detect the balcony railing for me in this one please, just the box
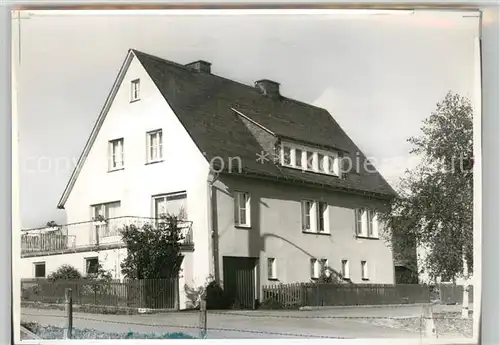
[21,216,193,256]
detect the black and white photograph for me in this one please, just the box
[13,8,480,342]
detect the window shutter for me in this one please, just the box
[234,193,239,225]
[354,210,360,234]
[301,201,306,230]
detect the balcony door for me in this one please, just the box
[91,201,121,244]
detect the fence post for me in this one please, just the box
[199,292,207,339]
[422,304,436,338]
[64,288,73,339]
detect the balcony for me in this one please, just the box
[21,216,194,257]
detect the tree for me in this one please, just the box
[120,215,185,279]
[380,92,473,317]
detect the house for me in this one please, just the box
[20,49,397,309]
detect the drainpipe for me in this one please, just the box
[207,172,220,285]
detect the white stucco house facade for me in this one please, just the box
[20,49,398,309]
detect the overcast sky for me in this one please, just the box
[15,10,479,229]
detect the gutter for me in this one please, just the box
[207,172,220,285]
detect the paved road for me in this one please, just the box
[21,304,470,339]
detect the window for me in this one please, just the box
[317,202,327,232]
[306,151,314,170]
[279,141,342,177]
[131,79,140,101]
[301,200,313,230]
[355,209,378,238]
[267,258,277,280]
[92,201,121,238]
[310,258,318,279]
[355,209,364,235]
[147,130,163,163]
[295,148,303,168]
[153,192,187,220]
[327,154,340,176]
[234,192,251,227]
[367,210,378,237]
[283,146,292,166]
[310,258,327,279]
[92,201,121,221]
[108,138,124,170]
[302,200,328,233]
[86,257,99,275]
[361,261,369,280]
[341,260,350,280]
[319,258,328,272]
[34,262,46,278]
[318,153,325,173]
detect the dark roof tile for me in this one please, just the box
[133,50,396,199]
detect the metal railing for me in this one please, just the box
[21,216,193,255]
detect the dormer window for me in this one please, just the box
[280,141,342,177]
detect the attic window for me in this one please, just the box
[280,141,342,177]
[131,79,140,102]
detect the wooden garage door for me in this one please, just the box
[223,256,257,309]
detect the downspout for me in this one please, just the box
[207,172,220,285]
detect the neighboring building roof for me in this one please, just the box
[58,49,396,208]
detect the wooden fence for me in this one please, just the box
[262,283,433,307]
[439,284,474,305]
[21,278,179,310]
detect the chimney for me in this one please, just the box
[255,79,280,98]
[185,60,211,73]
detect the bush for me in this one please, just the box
[206,281,233,310]
[47,265,82,281]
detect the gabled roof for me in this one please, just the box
[58,49,396,208]
[133,50,396,199]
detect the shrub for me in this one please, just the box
[205,281,232,310]
[47,265,82,282]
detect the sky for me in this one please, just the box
[14,10,479,229]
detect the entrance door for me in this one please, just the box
[223,256,258,309]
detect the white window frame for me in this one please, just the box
[302,200,329,233]
[147,129,163,163]
[34,262,46,278]
[108,138,124,171]
[131,78,140,102]
[310,258,327,279]
[267,257,277,280]
[152,191,187,220]
[310,258,319,279]
[361,260,369,281]
[319,258,328,274]
[355,208,379,238]
[91,201,121,238]
[234,191,251,227]
[341,259,350,280]
[280,141,341,176]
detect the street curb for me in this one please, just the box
[299,303,435,311]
